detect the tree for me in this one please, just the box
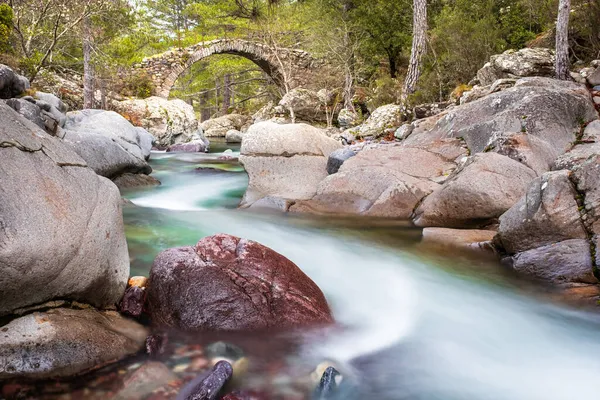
[555,0,571,80]
[83,14,94,108]
[352,0,412,79]
[305,0,363,111]
[9,0,127,82]
[0,3,12,53]
[144,0,193,46]
[401,0,427,103]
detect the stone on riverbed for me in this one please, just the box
[0,308,148,380]
[292,141,465,218]
[167,139,209,153]
[226,129,244,143]
[421,228,496,252]
[113,173,161,190]
[497,170,587,254]
[176,360,233,400]
[113,96,202,147]
[239,122,342,207]
[114,361,177,400]
[413,153,536,228]
[509,239,597,284]
[147,234,333,331]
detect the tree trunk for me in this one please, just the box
[200,91,210,121]
[388,51,398,79]
[401,0,427,103]
[83,15,95,109]
[100,76,107,110]
[342,27,355,111]
[215,77,220,116]
[222,73,231,114]
[555,0,571,80]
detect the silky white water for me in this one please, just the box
[124,148,600,400]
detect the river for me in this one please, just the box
[117,142,600,399]
[18,143,584,400]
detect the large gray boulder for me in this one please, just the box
[496,170,596,284]
[5,95,68,137]
[239,122,342,207]
[278,88,338,124]
[63,110,153,178]
[413,153,537,228]
[404,77,597,157]
[554,131,600,239]
[5,98,45,129]
[225,129,244,143]
[0,64,30,99]
[201,113,250,137]
[491,124,600,285]
[113,96,203,147]
[498,171,587,254]
[476,48,555,86]
[587,66,600,86]
[292,140,466,218]
[510,239,596,284]
[0,308,147,380]
[489,132,560,175]
[35,91,68,113]
[0,103,130,316]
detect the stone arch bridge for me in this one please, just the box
[136,39,316,98]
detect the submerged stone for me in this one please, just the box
[176,360,233,400]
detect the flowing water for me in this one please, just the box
[116,142,600,400]
[14,142,596,400]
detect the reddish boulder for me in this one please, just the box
[147,234,333,331]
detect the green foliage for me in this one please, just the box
[18,52,44,78]
[498,3,539,48]
[351,0,413,78]
[171,54,270,116]
[0,4,12,53]
[365,75,403,109]
[6,0,600,114]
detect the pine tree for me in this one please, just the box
[555,0,571,80]
[401,0,427,103]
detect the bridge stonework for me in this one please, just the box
[135,39,316,98]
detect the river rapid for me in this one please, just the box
[116,142,600,400]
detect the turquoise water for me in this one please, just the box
[120,143,600,400]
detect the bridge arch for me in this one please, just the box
[137,39,314,98]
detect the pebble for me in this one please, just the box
[173,363,190,374]
[313,366,340,399]
[128,276,148,288]
[146,334,169,356]
[175,360,233,400]
[118,286,146,317]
